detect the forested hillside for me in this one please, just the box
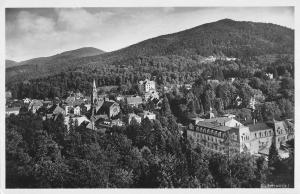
[6,19,294,83]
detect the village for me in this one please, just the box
[5,75,294,160]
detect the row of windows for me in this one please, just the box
[254,130,273,139]
[240,135,250,141]
[276,128,285,135]
[195,126,225,138]
[196,139,226,152]
[193,132,223,144]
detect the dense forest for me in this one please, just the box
[6,99,294,188]
[7,54,294,124]
[6,19,294,83]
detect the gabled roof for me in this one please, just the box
[247,123,272,132]
[47,104,65,114]
[29,99,43,107]
[97,101,118,114]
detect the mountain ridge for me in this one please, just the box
[6,47,105,69]
[6,19,294,83]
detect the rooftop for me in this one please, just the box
[204,117,232,124]
[247,122,272,132]
[196,121,232,132]
[6,107,21,112]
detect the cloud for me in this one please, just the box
[6,7,294,61]
[55,8,114,32]
[6,8,115,61]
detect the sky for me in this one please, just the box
[6,7,294,62]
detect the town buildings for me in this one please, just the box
[187,116,293,158]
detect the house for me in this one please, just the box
[43,101,53,109]
[184,84,192,90]
[28,99,43,113]
[265,73,274,80]
[139,111,156,120]
[6,107,21,116]
[187,119,251,154]
[128,113,142,124]
[126,96,143,107]
[65,96,85,107]
[116,95,125,102]
[64,105,73,115]
[97,100,120,118]
[144,91,159,101]
[96,118,124,129]
[73,105,81,115]
[64,115,90,131]
[46,104,65,119]
[139,79,156,93]
[246,119,293,157]
[23,98,31,104]
[248,122,274,155]
[222,114,236,119]
[249,97,256,110]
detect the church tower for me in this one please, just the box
[92,79,98,105]
[90,79,98,130]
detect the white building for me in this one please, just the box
[73,106,81,115]
[139,111,156,121]
[6,107,21,116]
[128,113,142,124]
[139,79,156,93]
[23,98,31,104]
[265,73,274,80]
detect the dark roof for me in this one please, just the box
[204,117,232,124]
[47,104,65,114]
[97,101,117,114]
[247,123,272,132]
[196,121,231,132]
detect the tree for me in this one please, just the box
[267,137,281,185]
[161,96,172,116]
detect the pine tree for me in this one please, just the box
[267,136,281,185]
[161,96,172,116]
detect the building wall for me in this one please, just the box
[187,125,242,154]
[128,115,142,124]
[74,107,81,115]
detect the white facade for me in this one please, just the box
[139,79,156,93]
[74,106,81,115]
[140,111,156,120]
[128,113,142,124]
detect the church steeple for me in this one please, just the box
[90,79,98,130]
[92,79,98,105]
